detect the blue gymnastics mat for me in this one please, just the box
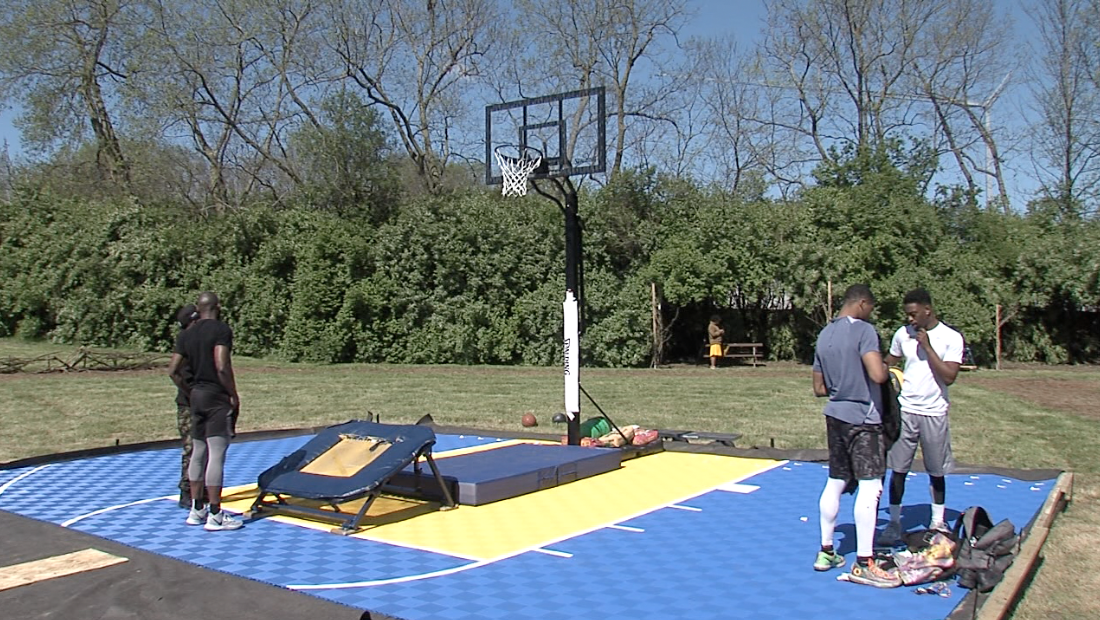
[390,442,622,505]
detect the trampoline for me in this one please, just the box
[247,421,456,534]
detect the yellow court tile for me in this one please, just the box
[220,452,782,561]
[354,452,780,560]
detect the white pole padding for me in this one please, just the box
[563,291,580,419]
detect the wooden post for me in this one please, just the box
[977,472,1073,620]
[995,304,1002,371]
[651,282,660,368]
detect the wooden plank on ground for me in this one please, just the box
[0,548,128,592]
[977,471,1074,620]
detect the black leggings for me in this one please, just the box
[889,470,946,505]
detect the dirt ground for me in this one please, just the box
[966,375,1100,419]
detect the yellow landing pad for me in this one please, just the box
[300,436,393,477]
[223,452,781,561]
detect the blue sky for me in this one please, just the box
[0,0,1042,199]
[0,106,17,157]
[0,0,769,159]
[681,0,1043,201]
[691,0,769,40]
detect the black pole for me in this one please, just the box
[565,190,581,446]
[577,216,585,335]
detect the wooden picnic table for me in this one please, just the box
[702,342,763,367]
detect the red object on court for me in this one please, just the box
[521,413,538,427]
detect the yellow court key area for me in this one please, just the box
[223,451,782,561]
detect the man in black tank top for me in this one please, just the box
[168,292,243,531]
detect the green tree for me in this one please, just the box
[323,0,501,193]
[0,0,137,186]
[288,91,400,223]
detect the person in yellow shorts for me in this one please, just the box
[708,315,725,369]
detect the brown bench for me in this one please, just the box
[702,342,763,367]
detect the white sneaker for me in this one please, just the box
[185,505,209,526]
[877,520,904,546]
[204,510,243,531]
[929,519,950,533]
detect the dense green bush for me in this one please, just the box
[2,160,1099,366]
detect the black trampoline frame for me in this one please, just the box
[245,422,457,535]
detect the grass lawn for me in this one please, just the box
[1,338,1096,619]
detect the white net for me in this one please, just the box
[493,146,542,197]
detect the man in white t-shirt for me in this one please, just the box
[878,288,965,545]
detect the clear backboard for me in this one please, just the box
[484,87,606,186]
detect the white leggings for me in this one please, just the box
[819,477,882,557]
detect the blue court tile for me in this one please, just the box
[0,469,22,486]
[1,441,1058,620]
[0,433,500,525]
[430,434,513,452]
[221,436,316,485]
[0,453,179,523]
[68,499,469,587]
[309,462,1052,620]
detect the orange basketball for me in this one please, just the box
[521,413,538,427]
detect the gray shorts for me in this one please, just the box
[886,411,955,476]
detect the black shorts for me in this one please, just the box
[189,387,234,440]
[826,416,886,482]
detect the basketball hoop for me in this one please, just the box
[493,144,543,197]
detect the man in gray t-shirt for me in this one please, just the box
[809,284,895,587]
[814,317,884,425]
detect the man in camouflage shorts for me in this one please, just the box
[811,284,898,587]
[175,304,201,508]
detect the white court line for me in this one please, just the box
[50,486,480,563]
[0,465,53,497]
[290,458,791,591]
[61,496,173,528]
[607,524,645,533]
[716,483,760,494]
[533,548,573,558]
[339,535,482,562]
[669,504,702,512]
[290,560,488,590]
[746,459,790,477]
